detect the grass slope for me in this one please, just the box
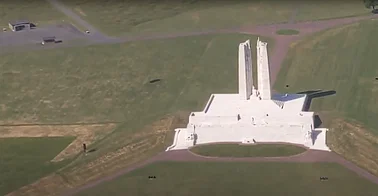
[274,19,378,176]
[60,0,294,36]
[0,137,74,195]
[275,19,378,133]
[76,162,378,196]
[0,0,66,29]
[190,143,306,157]
[60,33,271,166]
[0,34,272,195]
[0,34,269,125]
[60,0,370,36]
[294,1,369,22]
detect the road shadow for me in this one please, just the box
[300,90,336,111]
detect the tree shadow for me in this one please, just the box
[302,90,336,111]
[87,148,97,153]
[149,79,161,84]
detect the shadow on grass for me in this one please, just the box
[149,79,162,84]
[87,149,97,153]
[297,90,334,129]
[299,90,336,112]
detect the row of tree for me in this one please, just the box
[365,0,378,10]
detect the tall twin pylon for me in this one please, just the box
[238,38,271,101]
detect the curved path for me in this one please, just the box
[65,148,378,196]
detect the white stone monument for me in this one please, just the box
[166,38,330,152]
[238,40,255,100]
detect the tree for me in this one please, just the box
[364,0,378,10]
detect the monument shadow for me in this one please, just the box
[299,90,336,112]
[298,90,335,128]
[311,129,322,145]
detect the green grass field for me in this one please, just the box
[59,0,292,36]
[76,161,378,196]
[190,143,306,157]
[294,1,370,22]
[0,34,270,125]
[274,19,378,134]
[0,137,74,195]
[60,33,271,166]
[0,0,66,29]
[274,19,378,177]
[59,0,370,36]
[0,34,273,195]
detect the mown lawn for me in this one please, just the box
[0,137,74,195]
[60,0,294,36]
[0,34,270,126]
[294,1,369,22]
[59,0,370,36]
[273,19,378,177]
[274,19,378,133]
[0,34,272,195]
[190,143,306,157]
[76,161,378,196]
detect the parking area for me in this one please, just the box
[0,23,87,49]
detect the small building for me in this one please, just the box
[8,20,32,32]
